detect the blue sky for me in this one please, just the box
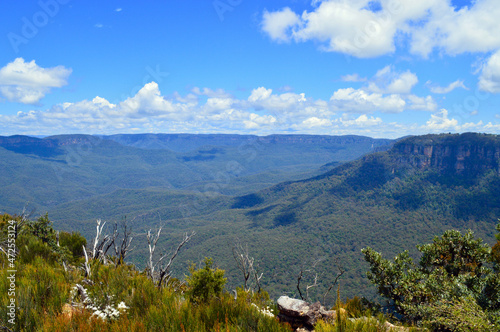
[0,0,499,138]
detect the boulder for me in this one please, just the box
[277,296,334,330]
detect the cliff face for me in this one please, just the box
[392,133,500,175]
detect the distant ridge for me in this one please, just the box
[103,133,394,152]
[0,135,63,158]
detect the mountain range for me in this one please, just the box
[1,132,499,301]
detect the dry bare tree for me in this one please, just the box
[91,219,115,260]
[296,256,345,305]
[112,220,135,265]
[232,239,263,293]
[146,228,195,288]
[322,257,345,306]
[296,257,324,302]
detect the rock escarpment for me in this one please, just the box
[392,133,500,175]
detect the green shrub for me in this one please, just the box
[362,228,497,324]
[423,297,494,331]
[59,231,87,263]
[186,257,227,304]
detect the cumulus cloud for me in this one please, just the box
[261,0,500,58]
[409,0,500,57]
[479,50,500,93]
[301,117,333,128]
[424,109,458,131]
[2,81,495,138]
[331,66,434,113]
[427,80,468,94]
[406,95,437,111]
[421,109,488,133]
[340,114,383,127]
[120,82,181,117]
[248,87,310,113]
[330,88,406,113]
[261,7,301,43]
[367,66,418,94]
[0,58,72,104]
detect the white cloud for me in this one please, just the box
[261,7,300,43]
[479,50,500,93]
[292,0,397,58]
[115,8,122,12]
[247,87,310,114]
[244,113,277,129]
[428,80,468,94]
[2,81,495,138]
[203,97,234,113]
[330,87,406,113]
[406,95,437,111]
[418,109,488,134]
[341,114,383,127]
[248,87,273,103]
[409,0,500,57]
[0,58,71,104]
[94,23,104,28]
[301,117,332,128]
[120,82,180,117]
[367,66,418,94]
[331,66,434,113]
[261,0,500,58]
[341,73,367,82]
[424,109,458,131]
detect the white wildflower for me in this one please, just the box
[251,303,274,318]
[117,301,129,310]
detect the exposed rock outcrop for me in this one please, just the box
[277,296,334,330]
[392,133,500,175]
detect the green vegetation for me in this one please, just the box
[187,257,227,304]
[0,213,287,331]
[1,132,500,330]
[2,215,500,331]
[0,133,390,214]
[11,132,496,301]
[363,224,500,330]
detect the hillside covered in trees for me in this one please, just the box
[2,212,500,331]
[1,132,500,331]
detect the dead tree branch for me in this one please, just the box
[297,269,305,300]
[82,244,91,278]
[146,227,164,281]
[322,258,346,306]
[113,220,135,265]
[296,257,326,302]
[232,238,264,293]
[91,219,116,260]
[157,231,195,288]
[146,229,195,289]
[232,240,252,291]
